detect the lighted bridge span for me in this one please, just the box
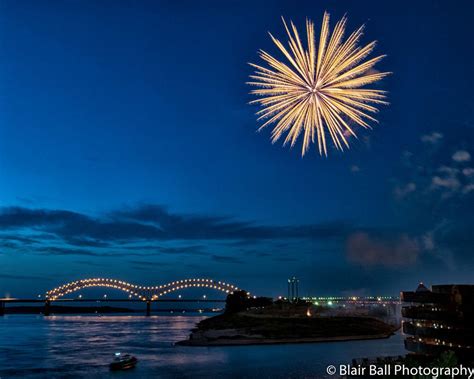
[46,277,247,302]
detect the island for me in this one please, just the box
[177,291,397,346]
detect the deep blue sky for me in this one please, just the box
[1,0,473,298]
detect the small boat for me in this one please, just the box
[109,353,138,371]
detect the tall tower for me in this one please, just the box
[287,276,299,301]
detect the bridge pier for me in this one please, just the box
[43,300,51,316]
[146,300,151,316]
[0,301,5,316]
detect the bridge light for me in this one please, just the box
[104,294,107,298]
[203,295,206,299]
[178,295,181,299]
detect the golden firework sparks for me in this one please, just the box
[248,12,390,156]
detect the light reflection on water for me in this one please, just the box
[0,314,406,378]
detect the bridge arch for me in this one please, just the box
[149,278,244,300]
[46,278,143,301]
[46,278,247,301]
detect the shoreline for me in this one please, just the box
[175,311,398,347]
[176,332,393,346]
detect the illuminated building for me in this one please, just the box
[401,283,473,362]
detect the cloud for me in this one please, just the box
[0,273,50,281]
[3,199,472,272]
[393,182,416,199]
[0,204,351,256]
[462,168,474,177]
[37,246,116,257]
[431,176,461,191]
[421,132,443,144]
[128,260,172,267]
[350,165,360,173]
[389,129,474,267]
[211,255,244,264]
[462,184,474,194]
[0,235,40,244]
[1,205,351,243]
[452,150,471,162]
[346,232,420,267]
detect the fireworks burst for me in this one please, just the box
[248,12,390,156]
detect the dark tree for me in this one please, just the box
[225,290,250,313]
[225,291,273,313]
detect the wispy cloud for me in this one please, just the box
[390,129,474,267]
[0,205,351,245]
[211,255,244,264]
[0,204,351,261]
[452,150,471,162]
[421,131,443,144]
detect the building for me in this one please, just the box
[401,283,473,362]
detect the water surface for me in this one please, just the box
[0,314,406,378]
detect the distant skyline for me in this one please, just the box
[1,0,473,297]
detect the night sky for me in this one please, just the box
[1,0,473,298]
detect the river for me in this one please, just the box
[0,314,406,378]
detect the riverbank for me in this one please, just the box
[177,333,392,346]
[177,312,396,346]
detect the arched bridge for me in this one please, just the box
[46,277,247,302]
